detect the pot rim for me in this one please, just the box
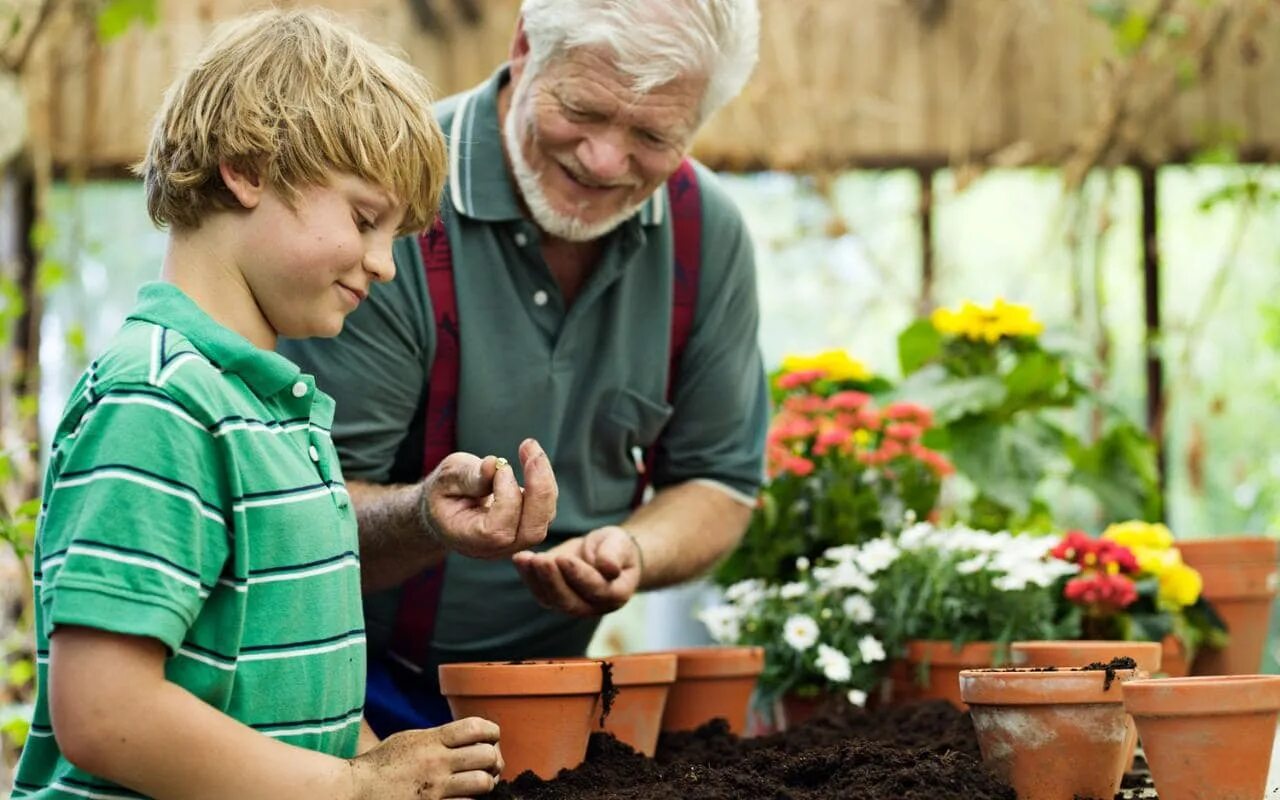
[653,646,765,679]
[959,667,1142,705]
[905,639,999,665]
[1176,536,1280,564]
[1010,640,1162,672]
[1123,674,1280,716]
[438,659,605,697]
[566,653,678,685]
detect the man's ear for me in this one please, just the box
[219,161,264,210]
[509,16,530,67]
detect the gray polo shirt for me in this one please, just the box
[279,66,767,668]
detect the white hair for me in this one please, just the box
[519,0,760,122]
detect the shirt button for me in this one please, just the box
[308,445,320,462]
[532,290,549,306]
[514,232,528,247]
[291,381,307,398]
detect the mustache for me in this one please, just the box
[555,159,642,190]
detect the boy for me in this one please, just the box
[12,10,523,799]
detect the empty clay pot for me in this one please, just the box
[1009,640,1162,672]
[1178,537,1280,675]
[1010,640,1161,771]
[959,666,1142,800]
[1124,674,1280,800]
[893,640,1002,709]
[657,646,764,734]
[438,659,602,781]
[593,653,677,756]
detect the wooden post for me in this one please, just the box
[1140,165,1166,498]
[918,166,936,315]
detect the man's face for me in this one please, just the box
[504,46,705,242]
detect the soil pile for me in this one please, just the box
[489,699,1016,799]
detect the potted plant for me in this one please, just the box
[1050,521,1228,675]
[714,349,952,586]
[894,297,1160,533]
[699,540,897,728]
[876,521,1081,708]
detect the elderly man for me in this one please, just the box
[280,0,767,735]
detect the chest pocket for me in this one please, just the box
[588,387,674,515]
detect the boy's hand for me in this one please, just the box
[349,717,503,800]
[420,438,557,559]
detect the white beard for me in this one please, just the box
[502,70,648,242]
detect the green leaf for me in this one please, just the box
[897,319,944,376]
[1,716,29,747]
[27,219,55,252]
[36,258,68,293]
[945,416,1067,515]
[891,365,1007,424]
[96,0,158,41]
[1003,350,1068,408]
[1114,10,1149,55]
[1068,420,1161,521]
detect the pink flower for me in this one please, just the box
[827,390,872,411]
[885,422,923,442]
[884,402,934,428]
[776,369,826,390]
[783,455,816,477]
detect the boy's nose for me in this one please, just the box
[364,245,396,283]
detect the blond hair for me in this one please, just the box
[137,9,445,234]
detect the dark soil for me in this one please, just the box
[1080,657,1138,691]
[598,661,618,726]
[489,699,1018,799]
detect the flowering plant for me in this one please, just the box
[716,351,953,585]
[700,540,899,706]
[895,298,1160,532]
[875,521,1082,648]
[1051,521,1227,657]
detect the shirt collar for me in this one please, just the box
[446,65,666,228]
[126,282,302,398]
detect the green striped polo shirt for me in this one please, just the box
[13,282,365,799]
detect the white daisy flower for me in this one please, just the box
[696,605,741,644]
[857,634,887,663]
[846,688,868,707]
[783,614,820,652]
[815,643,852,683]
[842,594,876,624]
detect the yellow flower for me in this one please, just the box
[930,298,1044,343]
[780,349,872,382]
[1102,520,1174,553]
[1158,562,1203,608]
[853,429,873,447]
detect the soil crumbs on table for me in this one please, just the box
[489,699,1016,799]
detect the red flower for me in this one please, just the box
[784,455,816,477]
[783,394,826,416]
[1064,573,1138,610]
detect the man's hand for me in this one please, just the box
[349,717,503,800]
[511,526,642,616]
[421,438,557,560]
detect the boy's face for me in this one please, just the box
[237,172,405,340]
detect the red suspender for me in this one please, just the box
[387,219,456,671]
[633,158,702,506]
[389,160,702,672]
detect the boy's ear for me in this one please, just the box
[219,161,264,210]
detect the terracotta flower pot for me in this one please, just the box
[656,646,764,734]
[1178,536,1280,675]
[892,640,1002,709]
[1124,674,1280,800]
[1010,640,1160,772]
[1160,634,1192,678]
[438,659,602,781]
[592,653,677,756]
[959,666,1142,800]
